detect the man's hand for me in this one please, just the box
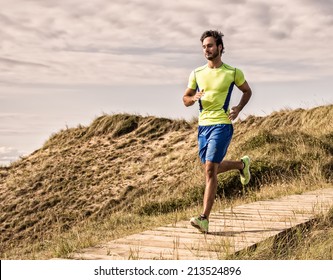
[229,105,241,121]
[192,89,205,102]
[183,88,205,107]
[229,81,252,120]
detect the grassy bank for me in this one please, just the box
[0,105,332,259]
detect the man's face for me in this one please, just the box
[202,36,221,60]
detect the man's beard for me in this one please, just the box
[206,49,220,60]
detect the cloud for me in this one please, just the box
[0,146,21,166]
[0,0,332,87]
[0,57,49,68]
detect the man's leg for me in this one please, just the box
[217,160,244,174]
[202,160,243,218]
[202,161,219,218]
[191,124,239,233]
[191,158,251,233]
[218,158,251,185]
[190,161,218,233]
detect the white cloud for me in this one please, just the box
[0,0,331,87]
[0,146,21,166]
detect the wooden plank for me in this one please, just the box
[234,203,325,209]
[136,229,276,248]
[209,212,312,221]
[102,243,223,260]
[71,243,220,260]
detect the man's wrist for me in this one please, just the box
[236,104,243,111]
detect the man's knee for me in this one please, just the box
[205,162,218,178]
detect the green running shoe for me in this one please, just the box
[190,215,209,233]
[240,156,251,185]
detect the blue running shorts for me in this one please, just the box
[198,124,234,164]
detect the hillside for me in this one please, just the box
[0,105,332,259]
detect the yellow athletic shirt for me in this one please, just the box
[187,63,245,126]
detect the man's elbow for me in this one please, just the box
[183,96,191,107]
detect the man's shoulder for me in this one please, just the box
[222,63,244,78]
[222,63,237,71]
[194,64,208,73]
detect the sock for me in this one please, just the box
[240,159,245,173]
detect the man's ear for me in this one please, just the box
[218,44,223,54]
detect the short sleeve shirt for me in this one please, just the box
[187,63,245,126]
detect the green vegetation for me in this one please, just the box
[0,105,332,259]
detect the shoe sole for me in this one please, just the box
[190,221,208,233]
[241,156,251,185]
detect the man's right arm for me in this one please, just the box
[183,88,204,107]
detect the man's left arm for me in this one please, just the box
[229,81,252,120]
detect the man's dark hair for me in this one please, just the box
[200,30,224,52]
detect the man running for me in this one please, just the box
[183,30,252,233]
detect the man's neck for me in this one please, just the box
[207,59,223,69]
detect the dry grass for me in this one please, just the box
[0,105,332,259]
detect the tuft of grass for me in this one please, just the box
[85,114,140,138]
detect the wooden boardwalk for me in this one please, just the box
[70,188,333,260]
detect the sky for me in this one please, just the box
[1,0,333,166]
